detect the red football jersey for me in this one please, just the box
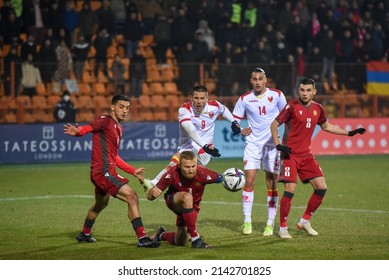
[89,115,123,173]
[276,99,327,155]
[157,165,221,211]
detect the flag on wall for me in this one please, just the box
[366,61,389,95]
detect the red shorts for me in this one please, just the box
[90,169,129,197]
[164,192,199,227]
[278,154,324,184]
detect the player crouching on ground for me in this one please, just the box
[146,151,224,249]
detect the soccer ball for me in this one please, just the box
[222,168,246,192]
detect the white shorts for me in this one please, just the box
[243,142,280,174]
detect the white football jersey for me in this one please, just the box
[178,100,227,151]
[233,88,287,146]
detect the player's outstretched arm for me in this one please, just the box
[321,122,366,137]
[64,123,93,137]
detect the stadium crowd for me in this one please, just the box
[0,0,388,121]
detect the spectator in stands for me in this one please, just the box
[124,0,139,15]
[93,28,111,78]
[368,22,386,60]
[43,0,62,35]
[72,33,90,81]
[320,29,337,91]
[195,19,215,52]
[54,39,72,89]
[20,34,38,62]
[62,0,79,46]
[111,0,127,31]
[153,14,172,65]
[21,0,47,45]
[256,40,274,64]
[193,31,211,63]
[95,0,116,33]
[110,54,126,95]
[3,11,22,45]
[20,53,42,98]
[261,23,277,52]
[307,12,320,53]
[158,0,179,19]
[354,40,369,63]
[286,16,307,53]
[78,1,98,44]
[293,46,306,97]
[137,0,163,34]
[171,7,193,55]
[216,20,240,50]
[54,90,76,123]
[0,0,15,24]
[217,56,238,96]
[240,19,258,51]
[122,10,143,59]
[274,31,290,63]
[177,42,198,95]
[56,27,72,49]
[306,46,325,95]
[37,38,57,84]
[129,48,146,97]
[3,46,21,96]
[277,1,294,34]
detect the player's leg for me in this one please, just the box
[263,171,278,236]
[175,225,189,246]
[116,184,160,247]
[262,146,281,236]
[278,182,296,239]
[296,157,326,236]
[173,192,211,248]
[241,142,260,235]
[278,156,298,238]
[242,169,256,234]
[76,190,110,243]
[149,153,180,186]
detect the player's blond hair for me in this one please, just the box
[179,151,197,162]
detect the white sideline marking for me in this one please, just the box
[0,195,389,214]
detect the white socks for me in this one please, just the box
[242,190,254,223]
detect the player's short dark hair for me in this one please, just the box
[252,67,266,75]
[299,77,316,88]
[192,85,208,95]
[112,94,130,105]
[179,150,197,162]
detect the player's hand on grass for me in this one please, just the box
[203,144,221,157]
[348,128,366,136]
[231,120,241,135]
[276,144,292,154]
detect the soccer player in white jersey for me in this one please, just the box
[233,68,287,236]
[143,85,241,189]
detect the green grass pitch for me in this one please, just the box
[0,155,388,260]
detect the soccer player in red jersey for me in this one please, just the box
[64,94,160,248]
[270,78,366,238]
[146,151,224,249]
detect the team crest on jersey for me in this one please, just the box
[313,110,317,116]
[299,110,303,115]
[268,96,273,102]
[209,112,214,118]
